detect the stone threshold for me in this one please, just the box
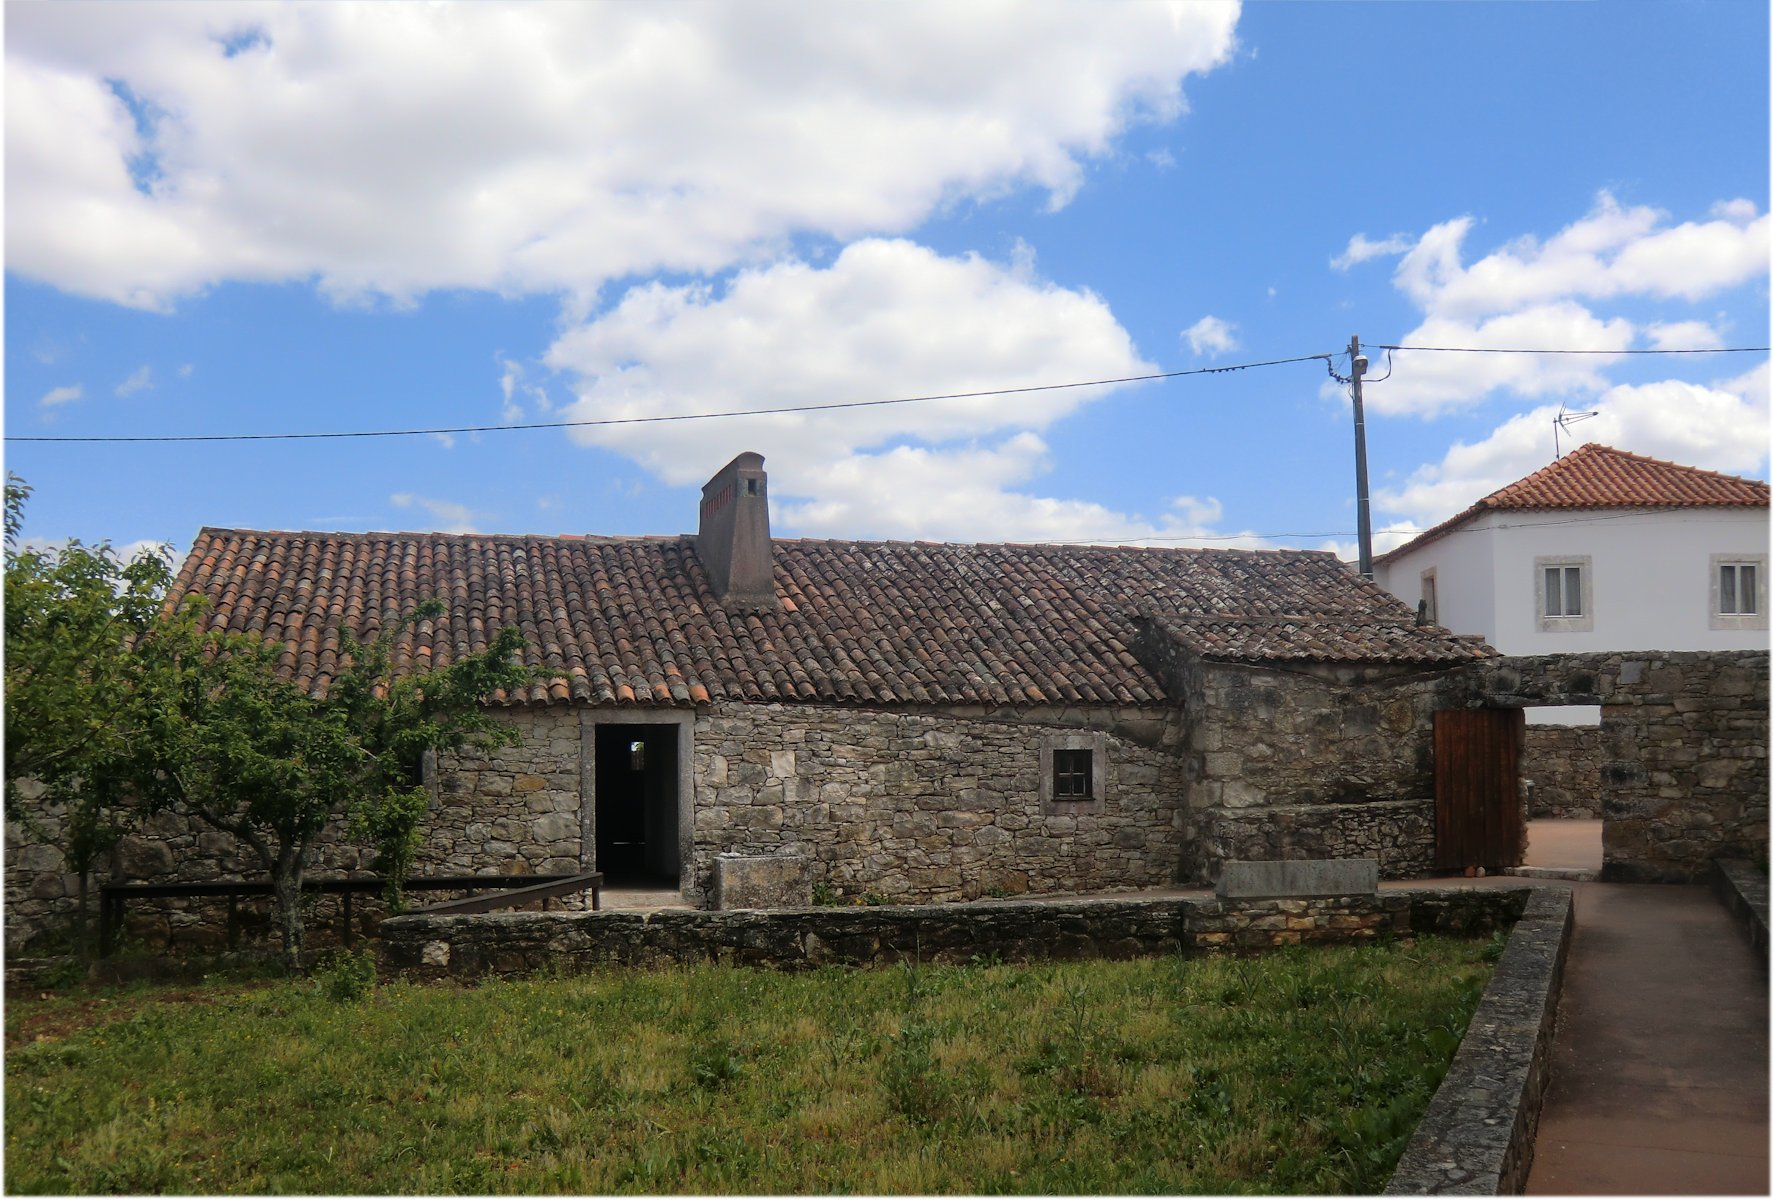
[1502,865,1598,883]
[1384,886,1574,1195]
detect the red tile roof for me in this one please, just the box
[1377,443,1770,565]
[169,529,1493,707]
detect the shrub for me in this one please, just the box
[314,948,377,1002]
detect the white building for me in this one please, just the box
[1374,443,1770,661]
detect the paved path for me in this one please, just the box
[1526,882,1769,1195]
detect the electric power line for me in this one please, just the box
[6,353,1334,445]
[1377,343,1769,355]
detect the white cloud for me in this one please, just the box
[1375,363,1770,531]
[545,238,1151,485]
[1330,232,1412,271]
[39,384,82,406]
[389,492,480,534]
[1644,320,1724,352]
[1393,192,1768,321]
[6,2,1239,309]
[1181,314,1238,358]
[176,362,194,379]
[1361,303,1635,417]
[114,364,153,397]
[540,237,1281,543]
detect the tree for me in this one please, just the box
[135,598,531,969]
[4,476,172,960]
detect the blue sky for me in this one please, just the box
[5,2,1768,570]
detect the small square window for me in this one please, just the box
[1052,749,1093,799]
[1719,562,1758,615]
[1535,556,1593,632]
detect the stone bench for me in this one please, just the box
[1216,858,1379,900]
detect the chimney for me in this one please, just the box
[695,451,776,609]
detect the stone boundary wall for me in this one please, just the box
[1385,887,1574,1195]
[1521,726,1602,819]
[378,886,1531,980]
[1479,651,1769,882]
[1712,858,1768,968]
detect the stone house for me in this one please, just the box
[193,454,1496,899]
[7,452,1506,946]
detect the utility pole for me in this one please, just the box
[1349,334,1374,579]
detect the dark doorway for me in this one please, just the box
[594,724,681,886]
[1433,708,1527,871]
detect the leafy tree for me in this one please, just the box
[135,598,531,968]
[4,476,172,960]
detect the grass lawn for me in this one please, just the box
[5,937,1495,1194]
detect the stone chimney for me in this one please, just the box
[695,451,776,609]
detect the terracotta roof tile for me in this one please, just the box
[169,529,1488,707]
[1377,443,1769,564]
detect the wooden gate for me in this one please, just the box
[1433,708,1527,870]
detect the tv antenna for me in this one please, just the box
[1553,404,1598,459]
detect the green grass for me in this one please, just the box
[5,938,1492,1194]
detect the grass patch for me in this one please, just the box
[6,937,1491,1194]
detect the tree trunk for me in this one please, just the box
[75,868,90,966]
[271,840,307,973]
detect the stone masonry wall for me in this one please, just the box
[1522,725,1603,819]
[687,702,1189,908]
[379,886,1532,980]
[1479,650,1769,882]
[3,706,587,955]
[1134,629,1466,881]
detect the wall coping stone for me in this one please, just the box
[1217,858,1379,899]
[1384,886,1574,1195]
[1712,858,1769,969]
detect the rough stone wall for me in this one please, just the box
[1480,650,1769,882]
[1522,726,1603,818]
[1135,632,1465,881]
[378,886,1532,980]
[426,705,584,876]
[3,706,587,954]
[1200,799,1434,880]
[688,703,1189,908]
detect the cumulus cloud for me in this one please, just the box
[1644,320,1724,352]
[1374,361,1770,531]
[389,492,481,534]
[1393,193,1768,321]
[114,365,153,397]
[1182,315,1238,358]
[39,384,82,407]
[1348,192,1770,418]
[542,237,1273,543]
[1330,232,1412,271]
[6,2,1238,309]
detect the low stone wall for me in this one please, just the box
[1522,726,1602,819]
[1200,799,1434,882]
[1385,887,1574,1195]
[1712,858,1768,968]
[379,886,1531,980]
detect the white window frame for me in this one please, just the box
[1419,568,1438,625]
[1535,555,1593,633]
[1710,553,1769,631]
